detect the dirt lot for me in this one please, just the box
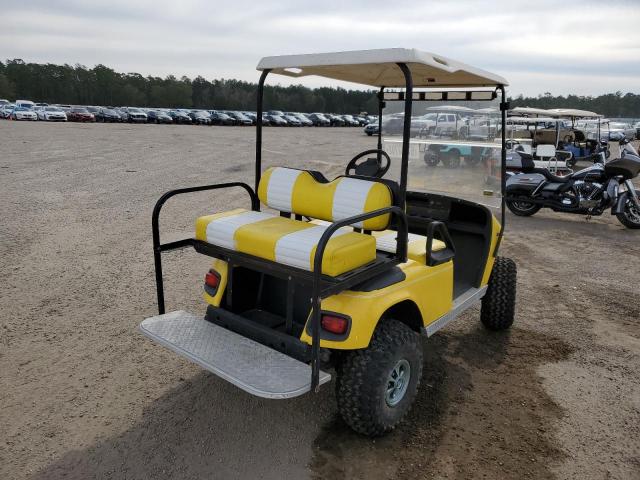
[1,122,639,480]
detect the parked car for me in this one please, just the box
[364,122,379,136]
[327,114,346,127]
[122,107,148,123]
[35,102,49,107]
[146,110,173,124]
[243,112,257,124]
[283,114,302,126]
[95,107,122,122]
[341,114,360,127]
[168,110,192,124]
[227,111,253,126]
[189,110,212,125]
[11,106,38,121]
[209,111,235,126]
[634,121,640,139]
[15,99,35,110]
[38,106,67,121]
[66,107,95,122]
[0,104,15,118]
[265,114,287,126]
[261,113,272,126]
[0,99,9,106]
[267,110,285,117]
[285,112,313,126]
[307,113,330,126]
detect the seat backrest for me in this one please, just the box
[536,144,556,158]
[258,167,392,230]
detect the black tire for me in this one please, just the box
[424,151,440,167]
[616,196,640,229]
[441,150,461,168]
[336,319,423,437]
[481,257,517,331]
[506,200,541,216]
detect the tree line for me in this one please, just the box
[0,59,378,113]
[0,59,638,117]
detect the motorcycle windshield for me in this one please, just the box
[381,89,504,213]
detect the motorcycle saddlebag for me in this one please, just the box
[506,173,545,195]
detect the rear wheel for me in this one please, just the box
[336,319,423,437]
[441,150,461,168]
[506,200,541,216]
[616,196,640,229]
[481,257,517,331]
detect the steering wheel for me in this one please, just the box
[345,149,391,178]
[506,139,520,150]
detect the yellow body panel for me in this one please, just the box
[480,214,501,286]
[299,259,454,350]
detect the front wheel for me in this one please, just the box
[336,319,423,437]
[481,257,517,331]
[616,196,640,229]
[506,200,541,217]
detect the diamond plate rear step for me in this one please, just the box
[139,311,331,399]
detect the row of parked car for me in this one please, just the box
[0,99,377,128]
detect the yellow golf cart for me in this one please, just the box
[140,48,516,436]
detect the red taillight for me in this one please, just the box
[205,271,220,289]
[321,314,348,335]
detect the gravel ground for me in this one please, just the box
[1,122,639,480]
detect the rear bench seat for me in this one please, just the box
[195,167,393,277]
[195,167,447,276]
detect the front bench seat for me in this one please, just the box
[195,167,394,277]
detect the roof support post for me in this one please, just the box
[377,86,384,155]
[396,63,413,209]
[255,69,270,195]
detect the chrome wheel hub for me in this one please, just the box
[385,359,411,407]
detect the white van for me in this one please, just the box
[15,99,35,110]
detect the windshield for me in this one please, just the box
[381,90,503,212]
[72,108,88,113]
[45,107,61,112]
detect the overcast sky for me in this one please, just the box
[1,0,639,96]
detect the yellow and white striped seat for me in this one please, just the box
[195,167,394,276]
[373,231,446,264]
[196,208,376,276]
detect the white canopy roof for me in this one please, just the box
[256,48,508,88]
[510,106,601,119]
[547,108,601,118]
[509,107,559,117]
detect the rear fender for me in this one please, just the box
[300,260,454,350]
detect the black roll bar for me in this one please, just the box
[309,205,408,391]
[255,69,270,193]
[495,85,508,255]
[152,182,259,314]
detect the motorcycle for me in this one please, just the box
[505,139,640,229]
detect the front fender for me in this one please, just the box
[612,191,629,215]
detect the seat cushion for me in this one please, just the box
[257,167,393,230]
[374,230,446,264]
[196,209,376,277]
